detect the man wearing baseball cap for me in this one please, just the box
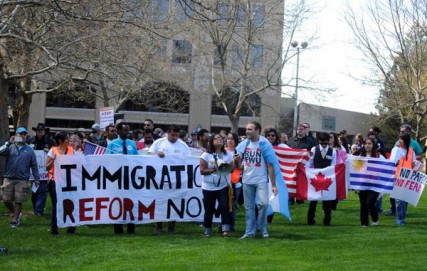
[0,127,40,227]
[30,123,55,217]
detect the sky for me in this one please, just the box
[282,0,379,115]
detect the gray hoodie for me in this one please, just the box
[0,142,39,181]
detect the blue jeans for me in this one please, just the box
[243,182,269,236]
[395,199,408,225]
[32,180,48,214]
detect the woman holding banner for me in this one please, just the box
[200,134,233,238]
[357,138,384,227]
[46,132,76,235]
[390,132,416,225]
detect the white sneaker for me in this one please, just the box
[240,234,254,239]
[262,232,269,238]
[371,221,379,226]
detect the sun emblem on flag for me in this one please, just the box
[352,159,365,171]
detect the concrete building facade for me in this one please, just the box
[27,1,285,134]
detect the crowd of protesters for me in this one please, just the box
[0,117,424,250]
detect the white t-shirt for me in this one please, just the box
[200,151,233,191]
[241,140,268,184]
[148,138,191,156]
[389,147,416,165]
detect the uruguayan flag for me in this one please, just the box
[346,155,396,194]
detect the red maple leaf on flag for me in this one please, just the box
[310,171,333,196]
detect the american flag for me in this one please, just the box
[83,141,107,155]
[274,146,311,197]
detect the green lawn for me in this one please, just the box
[1,192,427,271]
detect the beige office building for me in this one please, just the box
[27,1,285,134]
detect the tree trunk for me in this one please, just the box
[0,56,9,142]
[0,56,9,178]
[229,114,240,133]
[17,77,33,127]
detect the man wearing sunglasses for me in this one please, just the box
[305,132,337,226]
[143,119,160,140]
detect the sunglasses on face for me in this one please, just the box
[320,142,328,146]
[267,134,276,137]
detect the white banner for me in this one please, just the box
[54,154,212,227]
[391,167,426,207]
[30,150,49,181]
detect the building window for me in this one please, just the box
[322,115,336,131]
[123,1,143,22]
[232,44,243,66]
[217,3,229,24]
[214,44,227,66]
[149,0,169,21]
[172,40,192,64]
[250,44,263,68]
[235,5,246,27]
[175,0,193,21]
[157,40,168,57]
[211,87,261,117]
[46,83,95,109]
[252,4,265,28]
[123,81,190,113]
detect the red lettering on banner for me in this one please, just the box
[123,198,135,221]
[138,201,156,220]
[109,197,123,220]
[406,181,421,193]
[63,199,75,223]
[415,182,421,192]
[80,198,94,221]
[395,179,405,187]
[404,180,411,188]
[74,197,157,223]
[95,197,110,220]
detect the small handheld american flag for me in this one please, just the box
[83,141,107,155]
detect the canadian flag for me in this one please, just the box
[296,163,346,201]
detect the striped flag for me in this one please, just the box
[83,141,107,155]
[346,155,396,194]
[274,146,311,197]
